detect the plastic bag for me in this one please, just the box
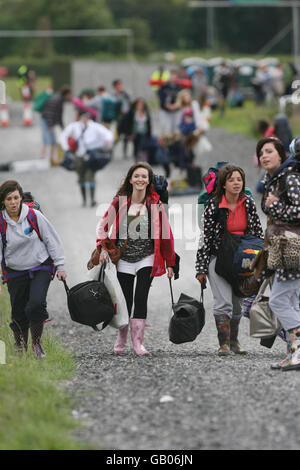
[88,261,128,329]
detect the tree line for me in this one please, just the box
[0,0,294,58]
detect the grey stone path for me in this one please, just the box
[1,103,300,450]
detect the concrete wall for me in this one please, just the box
[71,60,162,101]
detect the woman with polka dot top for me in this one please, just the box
[257,136,300,371]
[196,164,264,357]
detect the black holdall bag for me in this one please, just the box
[86,148,112,172]
[62,263,115,331]
[168,279,206,344]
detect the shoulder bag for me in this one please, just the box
[266,221,300,271]
[249,276,282,339]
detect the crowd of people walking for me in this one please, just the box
[1,64,299,374]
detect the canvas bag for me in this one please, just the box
[250,277,282,339]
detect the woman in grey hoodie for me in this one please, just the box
[0,180,67,358]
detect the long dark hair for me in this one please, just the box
[0,180,24,210]
[116,162,154,197]
[256,137,286,165]
[214,165,246,203]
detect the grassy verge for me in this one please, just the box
[0,285,87,450]
[210,100,300,139]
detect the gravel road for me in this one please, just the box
[1,103,300,451]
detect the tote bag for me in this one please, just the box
[250,277,282,339]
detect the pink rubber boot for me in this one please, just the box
[113,325,129,355]
[130,318,150,356]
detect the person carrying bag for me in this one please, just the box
[256,136,300,371]
[195,164,264,356]
[87,162,176,356]
[60,111,114,207]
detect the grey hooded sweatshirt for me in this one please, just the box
[0,204,65,272]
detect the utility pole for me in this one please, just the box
[292,5,300,67]
[207,6,215,51]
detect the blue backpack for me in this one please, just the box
[101,96,118,123]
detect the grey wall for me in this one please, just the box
[71,60,162,101]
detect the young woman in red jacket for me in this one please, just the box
[94,162,175,356]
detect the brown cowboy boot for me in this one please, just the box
[215,314,232,356]
[230,317,248,355]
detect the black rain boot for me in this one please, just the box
[89,183,96,207]
[79,184,87,207]
[230,317,247,355]
[30,322,46,359]
[13,329,28,352]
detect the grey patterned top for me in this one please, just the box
[116,210,154,263]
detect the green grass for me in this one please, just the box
[210,99,300,139]
[3,76,53,102]
[0,285,88,450]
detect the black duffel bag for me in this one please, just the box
[168,279,206,344]
[86,148,112,171]
[62,264,115,331]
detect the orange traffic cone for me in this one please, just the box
[23,102,33,126]
[0,104,10,127]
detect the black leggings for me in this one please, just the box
[117,266,153,319]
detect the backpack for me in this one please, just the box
[33,90,53,112]
[215,228,264,297]
[23,192,43,212]
[101,96,118,122]
[197,162,229,227]
[153,174,169,204]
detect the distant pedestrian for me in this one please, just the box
[40,85,72,166]
[196,164,264,356]
[83,86,117,126]
[213,60,232,116]
[60,112,114,207]
[88,162,175,356]
[150,65,170,99]
[274,113,293,151]
[257,137,300,371]
[126,98,152,161]
[112,79,131,159]
[158,70,182,137]
[0,180,67,359]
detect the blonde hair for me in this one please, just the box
[176,89,192,108]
